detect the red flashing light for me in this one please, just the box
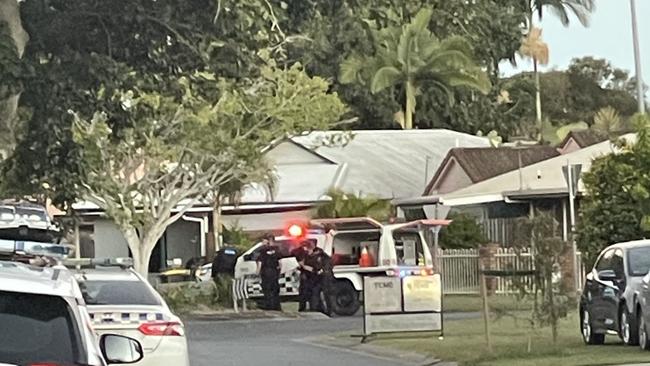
[138,321,184,336]
[288,224,303,237]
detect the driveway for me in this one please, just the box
[186,312,477,366]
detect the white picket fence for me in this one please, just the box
[438,247,586,295]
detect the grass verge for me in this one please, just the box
[443,294,532,313]
[371,312,650,366]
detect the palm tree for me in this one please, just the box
[592,106,628,139]
[315,189,391,222]
[519,27,549,140]
[340,9,490,130]
[529,0,596,27]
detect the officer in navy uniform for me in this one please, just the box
[256,233,282,311]
[290,240,313,312]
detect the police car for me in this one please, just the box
[0,240,144,366]
[234,217,450,316]
[75,262,190,366]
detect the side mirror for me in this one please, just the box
[100,334,144,364]
[597,269,618,282]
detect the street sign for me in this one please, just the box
[364,277,402,313]
[363,274,443,338]
[561,164,583,196]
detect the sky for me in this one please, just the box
[501,0,650,98]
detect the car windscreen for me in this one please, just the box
[80,280,161,306]
[628,246,650,276]
[0,290,83,365]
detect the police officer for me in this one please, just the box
[290,241,313,312]
[312,246,335,316]
[256,233,282,311]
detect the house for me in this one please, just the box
[395,135,635,245]
[558,130,606,155]
[424,146,559,194]
[66,129,490,272]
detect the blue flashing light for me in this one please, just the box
[400,270,407,278]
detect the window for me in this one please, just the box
[80,280,161,306]
[595,249,614,272]
[628,246,650,276]
[612,249,625,279]
[393,230,425,266]
[0,291,83,365]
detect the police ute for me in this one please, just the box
[234,217,450,316]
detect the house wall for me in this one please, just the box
[165,219,201,262]
[93,218,130,259]
[222,209,313,235]
[430,159,474,194]
[265,142,329,165]
[559,138,581,155]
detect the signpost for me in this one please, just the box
[362,274,443,342]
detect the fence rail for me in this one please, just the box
[438,247,585,295]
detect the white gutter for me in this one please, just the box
[182,215,207,257]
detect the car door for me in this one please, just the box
[605,249,626,330]
[588,249,614,330]
[593,249,624,331]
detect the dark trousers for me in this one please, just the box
[261,273,281,311]
[314,277,334,316]
[298,272,311,311]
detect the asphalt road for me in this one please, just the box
[186,313,476,366]
[186,315,404,366]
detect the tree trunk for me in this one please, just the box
[0,0,29,159]
[124,227,156,279]
[404,80,415,130]
[534,59,543,142]
[212,196,222,252]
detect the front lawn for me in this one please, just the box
[371,312,650,366]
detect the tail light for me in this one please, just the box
[138,321,184,336]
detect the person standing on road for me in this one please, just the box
[290,240,314,312]
[312,246,335,317]
[256,233,282,311]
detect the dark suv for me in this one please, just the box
[580,240,650,346]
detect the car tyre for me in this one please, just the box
[582,308,605,345]
[332,281,360,316]
[639,309,650,350]
[621,306,639,345]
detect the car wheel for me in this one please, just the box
[582,308,605,345]
[332,281,360,316]
[639,309,650,350]
[621,307,639,345]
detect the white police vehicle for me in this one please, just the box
[0,239,144,366]
[234,217,450,316]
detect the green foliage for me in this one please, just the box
[157,277,233,314]
[511,211,576,345]
[439,212,488,249]
[577,115,650,266]
[222,224,255,253]
[0,21,23,101]
[340,8,490,129]
[315,189,392,222]
[530,0,595,27]
[68,63,345,275]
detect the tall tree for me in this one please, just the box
[519,27,549,140]
[529,0,596,27]
[340,9,490,129]
[0,0,29,159]
[71,64,346,276]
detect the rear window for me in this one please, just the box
[0,291,83,365]
[81,280,161,306]
[628,246,650,276]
